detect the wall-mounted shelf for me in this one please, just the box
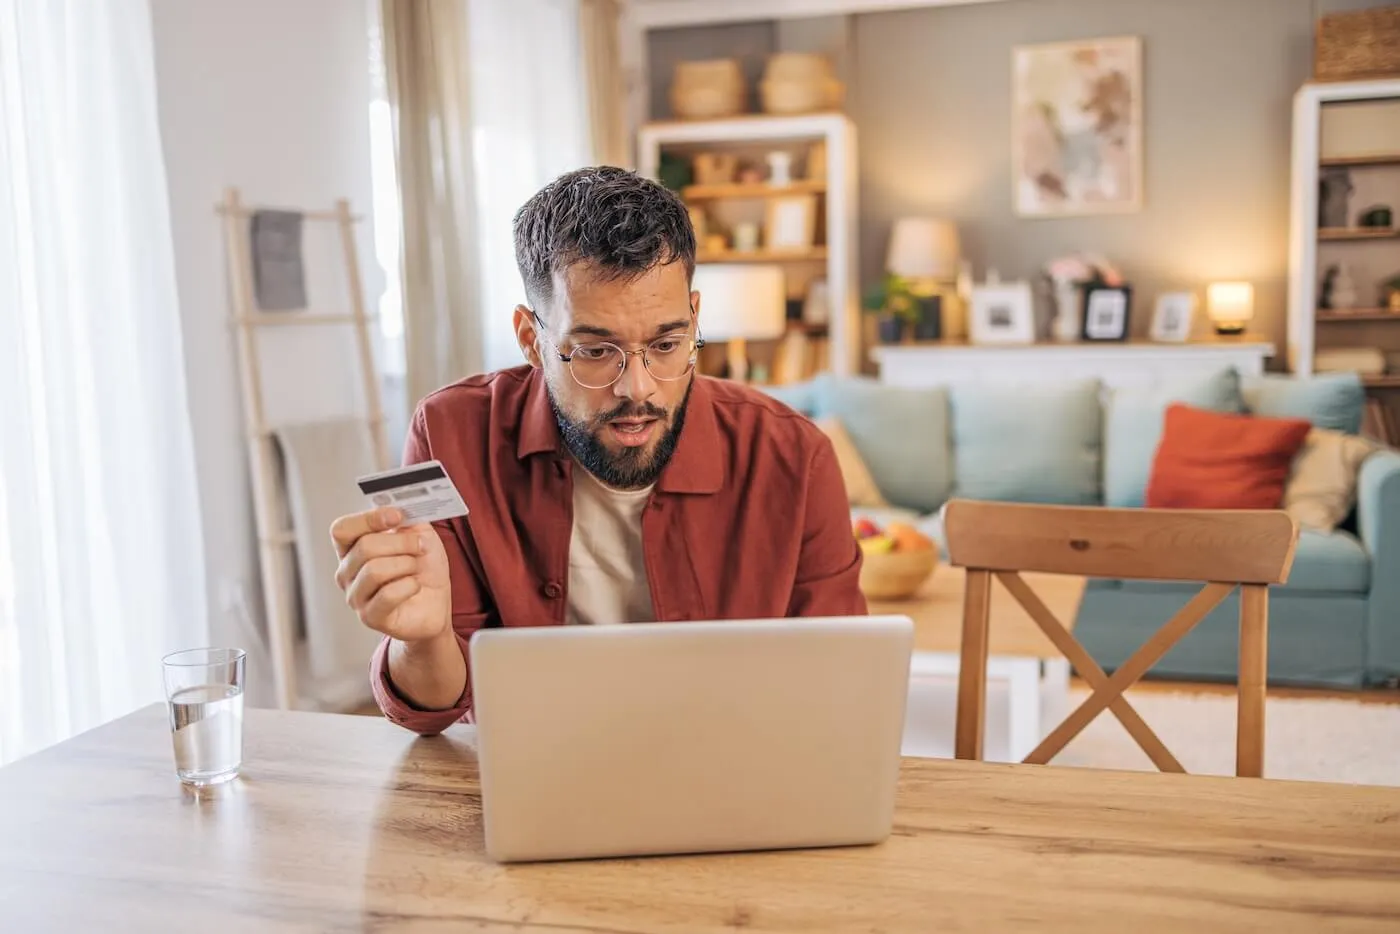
[1320,153,1400,167]
[1318,226,1398,241]
[1316,308,1400,321]
[697,247,828,264]
[1362,375,1400,388]
[682,180,827,200]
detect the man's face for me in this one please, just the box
[515,260,700,490]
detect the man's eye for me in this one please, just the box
[574,345,614,361]
[651,339,681,354]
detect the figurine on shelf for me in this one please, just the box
[1320,264,1338,310]
[1332,262,1360,309]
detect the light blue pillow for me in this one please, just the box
[814,376,951,514]
[950,380,1103,505]
[1242,373,1364,434]
[1103,367,1244,507]
[759,381,816,416]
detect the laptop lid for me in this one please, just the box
[469,615,914,863]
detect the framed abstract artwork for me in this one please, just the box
[1013,36,1143,218]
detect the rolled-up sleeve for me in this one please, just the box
[368,403,496,734]
[787,438,868,617]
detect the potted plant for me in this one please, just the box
[863,273,922,343]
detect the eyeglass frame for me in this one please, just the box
[530,307,706,389]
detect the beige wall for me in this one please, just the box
[647,0,1397,354]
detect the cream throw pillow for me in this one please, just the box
[1283,427,1379,532]
[815,417,889,508]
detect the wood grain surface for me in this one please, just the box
[2,705,1398,933]
[942,500,1299,584]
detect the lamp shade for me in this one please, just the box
[692,263,787,341]
[1207,281,1254,332]
[886,217,960,281]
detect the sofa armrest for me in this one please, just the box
[1358,448,1400,685]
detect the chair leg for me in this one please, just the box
[1237,584,1268,778]
[955,569,993,760]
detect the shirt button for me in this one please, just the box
[542,581,563,599]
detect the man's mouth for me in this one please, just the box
[607,417,659,448]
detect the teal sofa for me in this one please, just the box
[766,368,1400,689]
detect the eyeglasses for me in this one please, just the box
[533,311,705,390]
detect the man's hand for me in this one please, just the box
[331,507,451,645]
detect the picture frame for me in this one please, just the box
[764,194,817,250]
[1150,291,1196,342]
[1082,286,1133,341]
[969,282,1036,345]
[1012,36,1143,218]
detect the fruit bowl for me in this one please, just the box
[853,518,939,600]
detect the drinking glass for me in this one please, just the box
[161,647,246,786]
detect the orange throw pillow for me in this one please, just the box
[1146,404,1312,509]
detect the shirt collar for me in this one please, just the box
[516,369,722,495]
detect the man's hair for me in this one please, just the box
[513,166,696,311]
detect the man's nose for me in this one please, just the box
[613,350,658,402]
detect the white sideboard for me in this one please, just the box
[871,340,1276,390]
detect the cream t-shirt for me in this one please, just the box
[566,466,655,626]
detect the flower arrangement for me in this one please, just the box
[1044,253,1125,288]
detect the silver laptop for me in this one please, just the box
[468,615,914,863]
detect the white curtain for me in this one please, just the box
[468,0,593,373]
[0,0,207,765]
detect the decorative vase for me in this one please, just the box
[912,296,943,341]
[877,315,907,344]
[1051,280,1082,342]
[1319,168,1354,229]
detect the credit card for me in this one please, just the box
[356,459,469,525]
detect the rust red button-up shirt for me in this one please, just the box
[370,365,866,734]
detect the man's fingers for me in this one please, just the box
[362,576,423,631]
[335,528,425,590]
[329,507,404,559]
[344,555,420,611]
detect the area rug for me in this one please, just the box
[1053,688,1400,786]
[901,680,1400,786]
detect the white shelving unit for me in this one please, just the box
[1287,78,1400,377]
[637,112,861,378]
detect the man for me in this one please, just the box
[331,167,864,735]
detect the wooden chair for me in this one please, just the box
[944,499,1299,778]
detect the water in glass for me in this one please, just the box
[169,683,244,785]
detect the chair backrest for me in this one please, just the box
[943,500,1299,585]
[942,499,1299,778]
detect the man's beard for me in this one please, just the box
[548,382,692,491]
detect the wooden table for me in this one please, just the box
[3,705,1397,932]
[870,566,1087,760]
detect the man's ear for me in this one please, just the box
[690,289,701,326]
[514,305,543,368]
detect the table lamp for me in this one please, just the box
[886,217,961,286]
[886,217,961,339]
[691,263,787,382]
[1207,282,1254,336]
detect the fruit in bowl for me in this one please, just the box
[853,517,939,600]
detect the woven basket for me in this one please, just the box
[1315,6,1400,82]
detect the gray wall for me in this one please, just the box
[648,0,1397,351]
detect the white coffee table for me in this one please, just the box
[868,565,1087,762]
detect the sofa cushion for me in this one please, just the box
[1103,367,1243,507]
[1242,372,1364,434]
[815,417,888,507]
[1111,528,1370,595]
[950,379,1102,504]
[814,376,952,514]
[760,381,817,416]
[1146,404,1312,509]
[1285,428,1381,532]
